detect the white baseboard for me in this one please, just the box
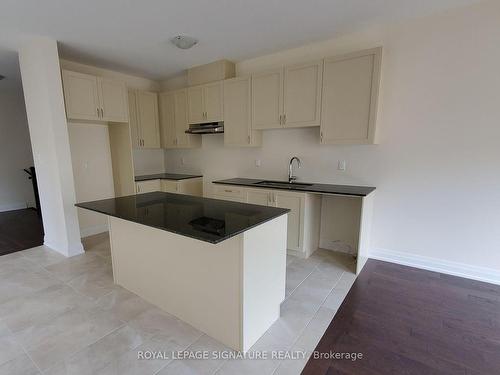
[0,202,27,212]
[80,224,109,238]
[370,247,500,286]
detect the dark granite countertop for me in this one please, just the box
[213,178,375,197]
[76,192,289,244]
[135,173,202,182]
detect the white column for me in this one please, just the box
[18,37,83,257]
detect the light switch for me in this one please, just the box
[255,159,261,167]
[338,160,346,171]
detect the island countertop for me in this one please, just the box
[213,178,376,197]
[76,192,289,244]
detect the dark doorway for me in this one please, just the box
[0,208,43,255]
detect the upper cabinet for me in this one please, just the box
[187,81,223,124]
[62,70,128,122]
[223,77,261,147]
[283,61,323,128]
[251,69,283,130]
[159,89,201,149]
[320,47,382,145]
[129,89,160,149]
[251,62,322,130]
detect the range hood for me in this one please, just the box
[185,122,224,135]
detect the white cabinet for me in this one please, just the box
[159,92,176,148]
[247,189,271,206]
[159,90,201,149]
[188,81,223,124]
[272,191,303,251]
[161,178,203,196]
[223,77,262,147]
[283,61,322,128]
[320,47,381,145]
[98,77,129,122]
[251,61,322,130]
[62,70,128,122]
[136,179,161,194]
[213,184,321,256]
[137,178,202,196]
[129,90,160,149]
[251,69,283,130]
[212,184,247,203]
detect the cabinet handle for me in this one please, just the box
[97,108,100,118]
[283,114,286,125]
[248,135,251,144]
[320,132,323,143]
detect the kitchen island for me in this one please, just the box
[76,192,289,351]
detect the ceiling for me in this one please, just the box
[0,0,482,88]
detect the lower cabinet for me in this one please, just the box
[212,184,247,203]
[136,179,161,194]
[213,185,321,257]
[272,191,303,251]
[136,178,203,196]
[162,178,203,196]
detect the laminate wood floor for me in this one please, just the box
[302,259,500,375]
[0,209,43,256]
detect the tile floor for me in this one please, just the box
[0,232,356,375]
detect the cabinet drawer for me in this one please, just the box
[212,185,247,200]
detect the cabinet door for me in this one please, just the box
[159,92,176,149]
[321,48,381,144]
[223,77,252,146]
[62,70,100,121]
[136,179,161,194]
[98,77,128,122]
[247,189,270,206]
[284,61,322,128]
[187,86,205,124]
[128,90,141,148]
[273,191,303,251]
[174,89,191,147]
[161,180,179,193]
[212,184,247,202]
[179,179,203,196]
[251,69,283,129]
[136,91,160,148]
[203,81,223,122]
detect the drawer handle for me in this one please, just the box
[224,189,233,193]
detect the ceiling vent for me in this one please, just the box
[171,35,198,50]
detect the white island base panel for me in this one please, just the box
[108,215,287,352]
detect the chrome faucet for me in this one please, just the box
[288,157,301,183]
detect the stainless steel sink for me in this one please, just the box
[254,180,313,189]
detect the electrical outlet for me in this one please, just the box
[255,159,261,167]
[181,157,186,165]
[337,160,346,171]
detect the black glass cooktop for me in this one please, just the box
[76,192,289,244]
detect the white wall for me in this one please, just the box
[60,60,164,235]
[165,0,500,281]
[0,88,35,211]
